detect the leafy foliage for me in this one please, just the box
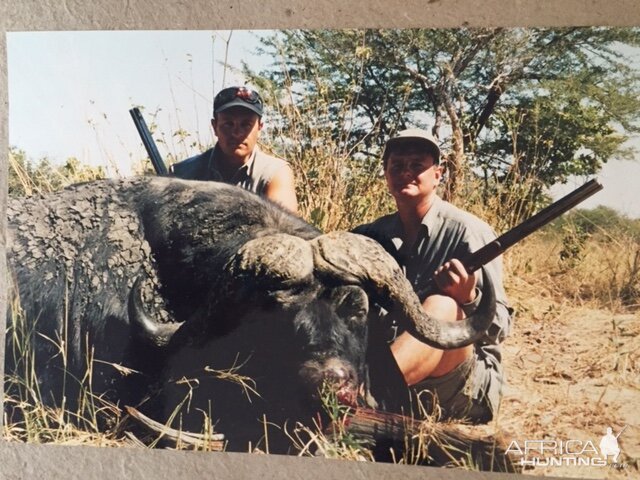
[246,28,640,224]
[552,205,640,238]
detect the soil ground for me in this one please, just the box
[495,281,640,478]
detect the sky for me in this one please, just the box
[7,30,640,218]
[8,30,269,176]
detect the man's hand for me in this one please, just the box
[433,259,477,305]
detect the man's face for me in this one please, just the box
[384,147,442,202]
[212,107,263,162]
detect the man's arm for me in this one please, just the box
[447,224,512,347]
[265,163,298,213]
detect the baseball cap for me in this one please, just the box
[213,86,264,117]
[382,128,441,165]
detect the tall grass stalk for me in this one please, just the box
[250,39,396,231]
[4,296,123,445]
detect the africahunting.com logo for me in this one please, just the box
[505,425,628,469]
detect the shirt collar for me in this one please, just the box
[389,214,404,252]
[389,195,443,253]
[211,145,259,181]
[243,146,259,178]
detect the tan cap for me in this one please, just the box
[382,128,441,165]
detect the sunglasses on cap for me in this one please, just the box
[213,86,263,114]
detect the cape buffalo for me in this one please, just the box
[5,176,495,451]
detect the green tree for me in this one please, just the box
[246,28,640,223]
[558,205,640,239]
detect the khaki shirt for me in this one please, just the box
[171,145,289,197]
[353,196,513,411]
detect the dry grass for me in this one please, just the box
[6,125,639,475]
[495,230,640,478]
[9,148,105,197]
[287,386,376,461]
[3,298,125,446]
[506,228,640,311]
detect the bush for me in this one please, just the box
[9,147,105,197]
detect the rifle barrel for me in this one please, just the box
[129,107,168,176]
[464,179,603,273]
[416,179,603,300]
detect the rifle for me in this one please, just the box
[418,179,603,299]
[615,425,628,439]
[129,107,169,175]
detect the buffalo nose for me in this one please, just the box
[324,364,354,385]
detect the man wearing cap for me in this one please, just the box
[171,86,298,212]
[354,129,512,423]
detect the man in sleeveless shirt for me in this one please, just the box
[171,86,298,213]
[355,129,512,423]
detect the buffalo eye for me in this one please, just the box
[333,286,368,326]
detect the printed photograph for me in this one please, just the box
[4,28,640,476]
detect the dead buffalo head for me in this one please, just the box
[129,230,495,407]
[219,231,495,349]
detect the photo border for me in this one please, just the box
[1,1,638,477]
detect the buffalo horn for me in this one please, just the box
[128,277,182,348]
[226,233,315,288]
[310,232,496,349]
